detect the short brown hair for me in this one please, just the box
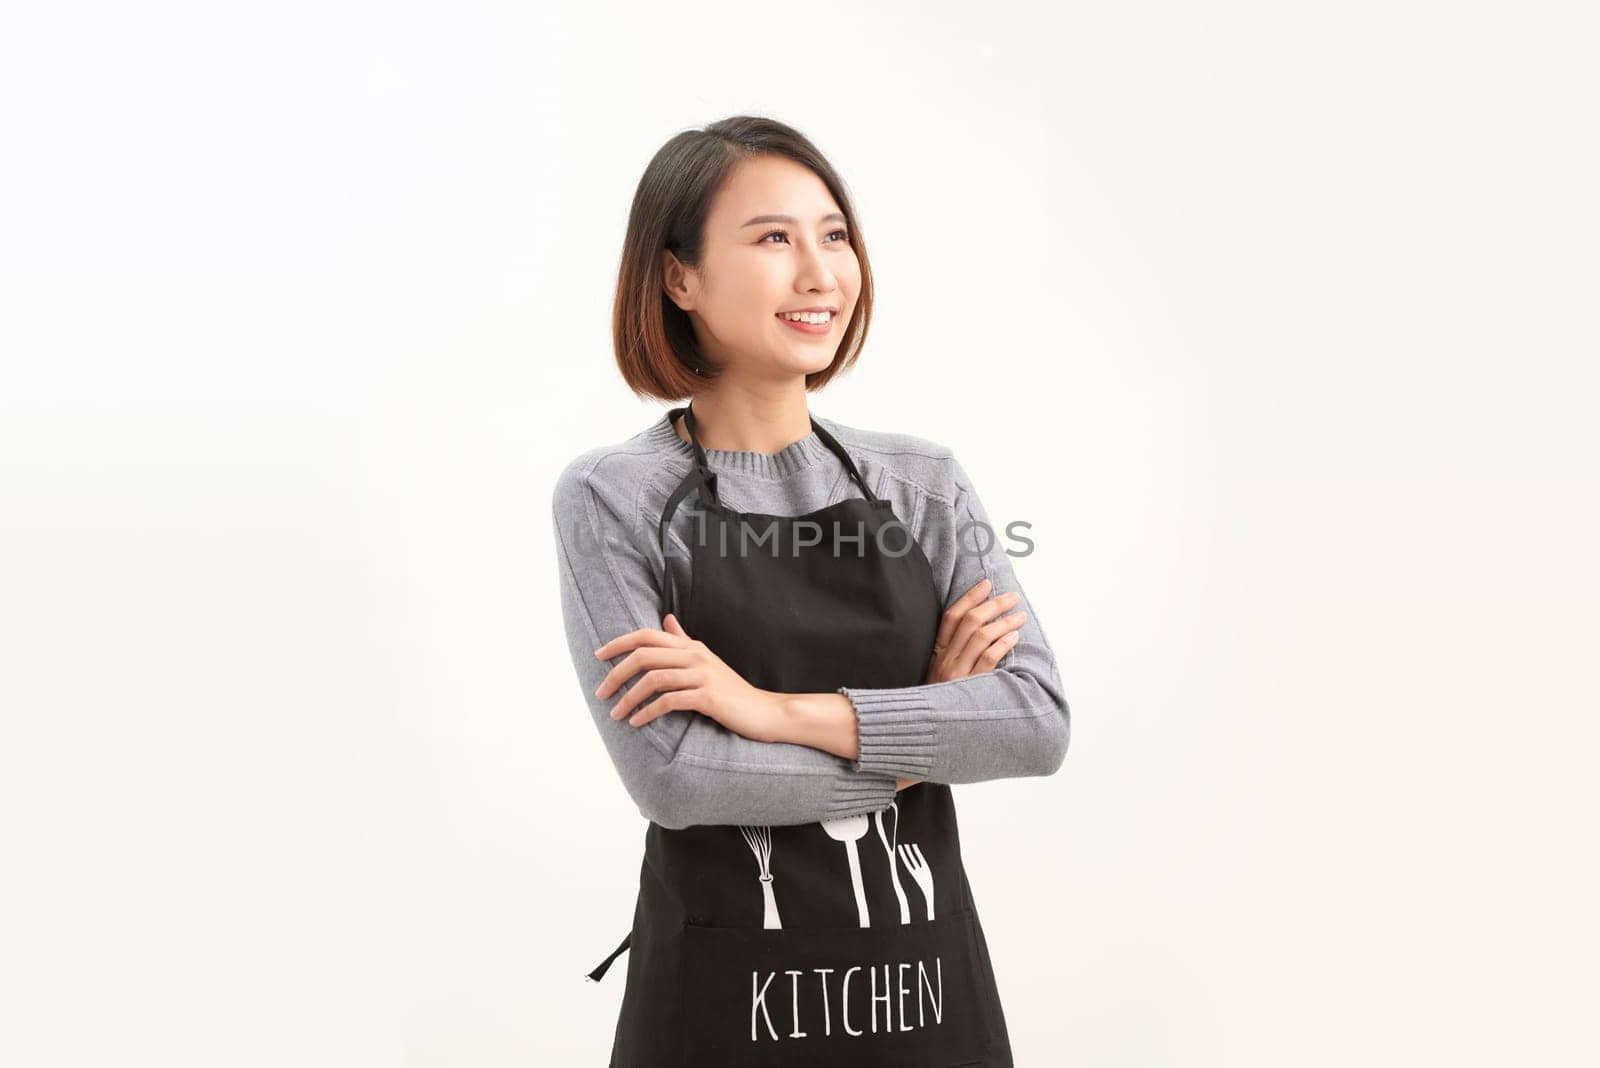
[612,115,874,401]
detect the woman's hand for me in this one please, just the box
[594,614,783,742]
[894,580,1026,793]
[902,578,1024,789]
[924,577,1028,684]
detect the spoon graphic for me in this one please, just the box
[820,813,872,927]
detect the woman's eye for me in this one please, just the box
[759,229,852,245]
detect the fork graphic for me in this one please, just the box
[897,842,936,920]
[874,801,911,924]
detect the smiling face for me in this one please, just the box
[662,153,861,383]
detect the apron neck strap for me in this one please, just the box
[678,401,879,504]
[656,402,881,620]
[807,416,880,503]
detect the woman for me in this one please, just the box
[553,115,1070,1067]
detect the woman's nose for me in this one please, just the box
[793,243,837,291]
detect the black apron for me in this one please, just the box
[586,402,1013,1067]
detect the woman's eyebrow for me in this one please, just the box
[740,212,847,227]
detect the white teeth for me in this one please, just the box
[780,311,832,324]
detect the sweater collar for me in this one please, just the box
[645,406,832,480]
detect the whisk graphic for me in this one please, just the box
[739,824,782,928]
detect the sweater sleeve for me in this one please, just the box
[838,455,1072,784]
[553,454,898,831]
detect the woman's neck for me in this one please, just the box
[676,389,812,455]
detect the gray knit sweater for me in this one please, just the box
[552,407,1070,831]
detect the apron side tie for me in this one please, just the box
[585,931,631,983]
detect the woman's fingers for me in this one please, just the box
[929,582,1031,680]
[947,605,1028,678]
[619,683,696,728]
[608,667,700,722]
[594,625,689,661]
[945,591,1020,661]
[973,628,1023,671]
[595,645,688,700]
[925,581,1031,683]
[935,578,992,652]
[974,604,1028,649]
[931,581,999,670]
[959,589,1020,634]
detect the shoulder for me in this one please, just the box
[551,419,683,520]
[813,413,963,501]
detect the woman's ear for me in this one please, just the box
[661,250,697,312]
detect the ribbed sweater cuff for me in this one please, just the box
[824,771,899,819]
[838,686,938,779]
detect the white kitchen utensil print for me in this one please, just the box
[819,813,872,927]
[874,801,911,924]
[898,842,936,920]
[739,824,782,928]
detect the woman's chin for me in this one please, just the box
[778,341,840,372]
[737,341,839,379]
[790,354,838,377]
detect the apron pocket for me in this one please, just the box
[678,907,990,1067]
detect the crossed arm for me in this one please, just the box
[553,453,1070,830]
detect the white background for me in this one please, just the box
[3,2,1596,1065]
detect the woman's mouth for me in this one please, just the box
[776,309,835,335]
